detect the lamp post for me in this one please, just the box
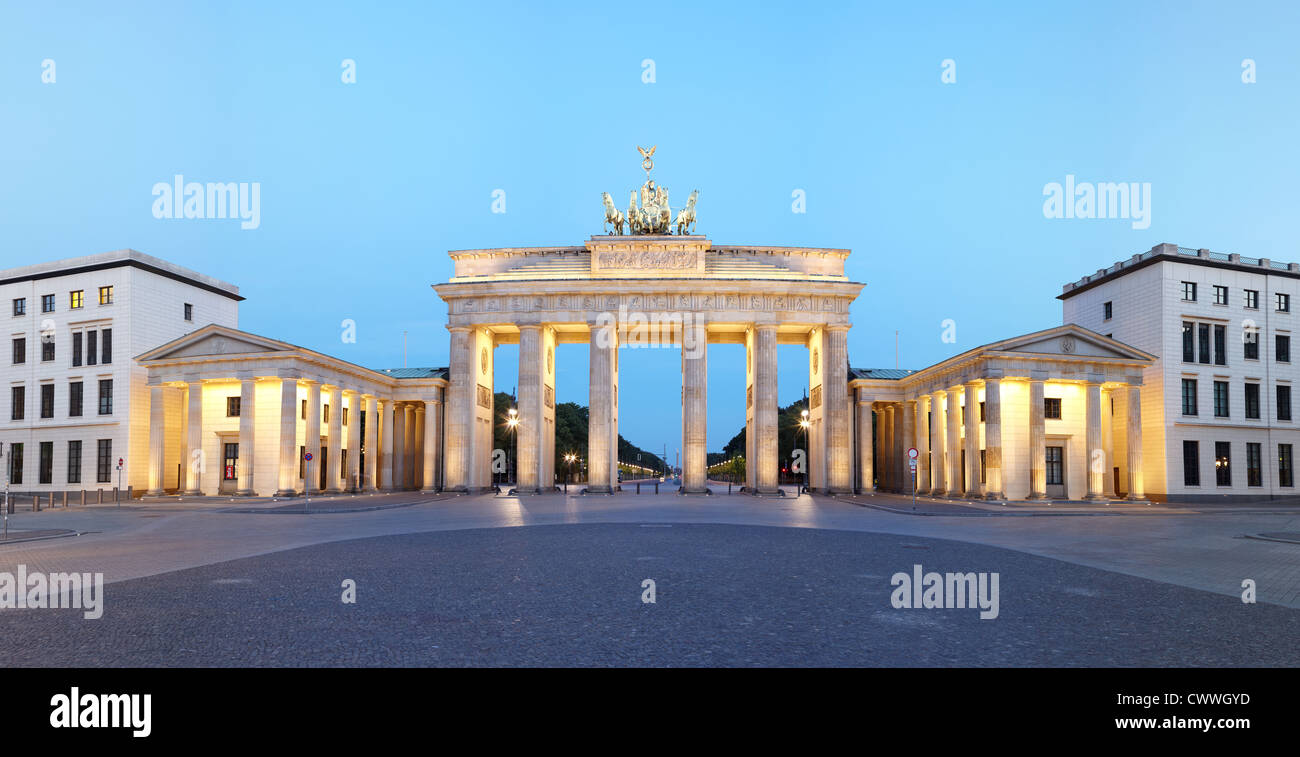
[505,405,518,490]
[799,409,811,494]
[564,452,577,492]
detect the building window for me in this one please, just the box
[41,294,55,313]
[1044,397,1062,419]
[86,330,97,365]
[343,407,349,427]
[67,440,81,484]
[1181,379,1198,416]
[1245,289,1259,309]
[1245,326,1259,360]
[1247,442,1263,487]
[1198,324,1210,364]
[978,401,985,422]
[301,399,307,420]
[98,286,113,305]
[1045,446,1064,485]
[1181,322,1194,362]
[1183,441,1200,486]
[979,449,986,483]
[97,439,112,483]
[69,381,82,417]
[184,303,193,321]
[323,404,330,424]
[41,337,54,362]
[1245,383,1260,419]
[39,441,53,484]
[70,290,84,309]
[72,331,82,367]
[1181,281,1197,301]
[98,379,113,415]
[40,383,54,418]
[12,298,25,316]
[101,328,112,364]
[8,442,22,484]
[1213,381,1229,417]
[1277,334,1290,363]
[10,385,24,420]
[299,445,305,478]
[1278,292,1291,312]
[1213,285,1228,305]
[1278,385,1292,421]
[1103,301,1112,320]
[1213,325,1225,365]
[1214,442,1231,486]
[1280,444,1294,488]
[227,397,241,417]
[12,337,24,365]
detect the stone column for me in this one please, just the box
[363,395,378,491]
[945,388,961,497]
[873,403,885,490]
[423,399,440,490]
[303,381,321,494]
[901,399,916,494]
[881,405,893,490]
[391,403,405,490]
[380,400,395,490]
[893,403,904,491]
[517,325,544,492]
[325,385,343,493]
[236,377,257,496]
[753,325,779,494]
[857,393,873,493]
[931,391,947,495]
[346,390,362,492]
[682,319,709,493]
[183,381,204,495]
[963,383,980,497]
[825,326,851,493]
[413,405,425,490]
[403,403,416,489]
[443,326,473,491]
[984,378,1004,500]
[275,378,298,497]
[1085,380,1106,500]
[587,320,617,493]
[1101,387,1115,497]
[916,395,931,495]
[1126,385,1145,500]
[1029,377,1046,499]
[146,385,167,495]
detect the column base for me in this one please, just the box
[326,488,344,494]
[274,489,299,497]
[583,485,615,494]
[181,489,203,497]
[1126,494,1148,502]
[145,489,165,497]
[1028,491,1047,500]
[1084,493,1109,501]
[984,491,1005,500]
[825,487,854,495]
[235,489,258,497]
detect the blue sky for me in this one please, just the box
[3,1,1298,457]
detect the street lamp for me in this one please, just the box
[799,409,811,494]
[564,452,577,492]
[505,406,519,488]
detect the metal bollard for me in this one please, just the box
[636,483,641,494]
[98,489,103,504]
[34,495,41,512]
[63,491,68,508]
[80,490,86,506]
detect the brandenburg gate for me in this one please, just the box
[433,149,863,494]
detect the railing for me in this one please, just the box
[1062,244,1299,293]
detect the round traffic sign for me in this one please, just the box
[907,447,918,460]
[304,452,313,461]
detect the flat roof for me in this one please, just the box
[0,249,243,301]
[1059,243,1300,301]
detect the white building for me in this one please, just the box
[1061,242,1300,503]
[0,250,240,497]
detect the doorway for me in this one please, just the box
[1046,445,1066,498]
[220,442,238,494]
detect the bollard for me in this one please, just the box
[127,485,133,500]
[98,489,103,504]
[62,491,68,508]
[655,482,659,494]
[80,490,86,506]
[636,483,641,494]
[34,495,41,512]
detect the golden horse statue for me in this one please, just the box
[601,192,625,235]
[675,189,698,235]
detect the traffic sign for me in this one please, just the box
[304,452,313,461]
[908,458,917,472]
[907,447,918,460]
